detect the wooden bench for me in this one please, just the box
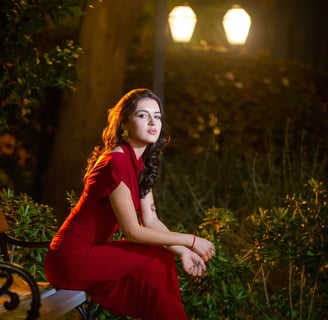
[0,211,98,319]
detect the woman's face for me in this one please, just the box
[124,97,162,148]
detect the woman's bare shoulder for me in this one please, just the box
[96,146,124,166]
[111,146,124,153]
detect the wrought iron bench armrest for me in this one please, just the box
[0,262,41,319]
[0,233,50,262]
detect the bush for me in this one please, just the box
[0,0,84,128]
[0,188,58,280]
[178,179,328,319]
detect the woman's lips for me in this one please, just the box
[148,129,158,135]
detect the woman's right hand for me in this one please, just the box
[190,235,215,262]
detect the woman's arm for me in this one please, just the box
[140,190,209,277]
[109,183,215,264]
[140,190,189,254]
[110,181,194,247]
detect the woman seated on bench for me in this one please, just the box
[44,88,215,320]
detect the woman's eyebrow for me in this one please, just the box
[135,110,161,114]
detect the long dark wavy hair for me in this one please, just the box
[84,88,170,198]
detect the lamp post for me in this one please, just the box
[222,4,251,46]
[152,0,168,102]
[153,4,197,102]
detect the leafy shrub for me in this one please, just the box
[245,178,328,319]
[0,188,58,280]
[0,0,84,128]
[178,179,328,319]
[177,207,253,320]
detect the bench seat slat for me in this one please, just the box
[39,289,87,319]
[0,289,87,320]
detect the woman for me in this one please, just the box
[44,88,215,319]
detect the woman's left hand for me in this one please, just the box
[180,249,206,278]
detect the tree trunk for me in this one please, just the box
[43,0,146,222]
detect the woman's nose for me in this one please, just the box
[148,115,155,125]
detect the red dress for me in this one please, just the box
[44,143,188,319]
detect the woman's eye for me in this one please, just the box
[137,113,147,118]
[135,112,161,120]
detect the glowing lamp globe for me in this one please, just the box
[168,6,197,43]
[223,5,251,45]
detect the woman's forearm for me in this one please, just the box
[140,216,191,256]
[125,224,194,248]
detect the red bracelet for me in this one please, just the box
[189,234,196,249]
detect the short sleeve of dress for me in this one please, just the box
[85,152,130,201]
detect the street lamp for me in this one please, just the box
[222,4,251,46]
[153,4,196,102]
[168,5,197,43]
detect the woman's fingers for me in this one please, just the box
[192,237,216,261]
[200,248,215,262]
[189,260,206,277]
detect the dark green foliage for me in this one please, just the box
[0,188,58,281]
[177,208,252,320]
[0,0,84,129]
[245,178,328,319]
[176,180,328,319]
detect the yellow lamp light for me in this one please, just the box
[223,5,251,45]
[168,6,197,43]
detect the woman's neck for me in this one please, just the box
[125,142,146,159]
